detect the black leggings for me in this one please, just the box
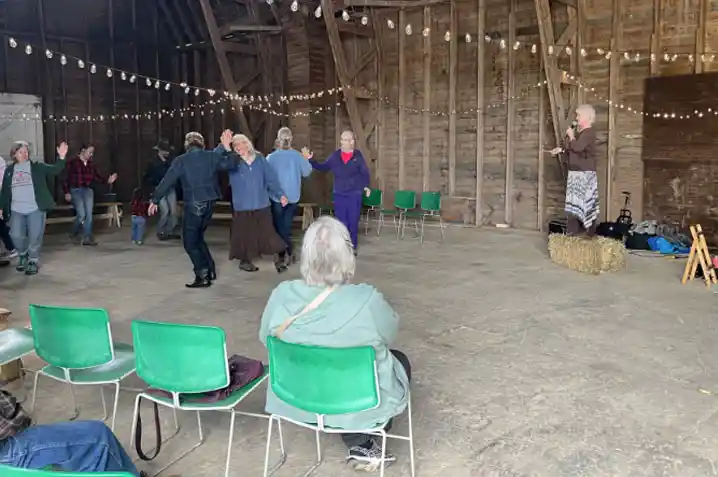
[341,349,412,449]
[0,217,14,251]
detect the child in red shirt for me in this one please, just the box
[130,188,148,245]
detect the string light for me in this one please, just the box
[342,10,350,21]
[290,0,298,12]
[361,15,368,25]
[314,6,321,18]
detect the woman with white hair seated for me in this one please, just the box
[551,104,599,236]
[259,216,411,470]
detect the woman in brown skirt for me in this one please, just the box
[226,134,289,273]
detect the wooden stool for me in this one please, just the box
[299,203,316,231]
[681,224,718,288]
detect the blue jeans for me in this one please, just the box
[157,189,178,236]
[271,201,297,257]
[131,216,146,241]
[8,210,46,261]
[70,187,94,238]
[183,201,215,275]
[0,420,140,476]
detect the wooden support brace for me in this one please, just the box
[682,224,718,287]
[448,0,457,195]
[422,6,431,193]
[399,9,406,190]
[321,0,373,169]
[475,0,485,226]
[505,0,516,225]
[198,0,251,137]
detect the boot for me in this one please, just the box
[209,269,217,281]
[239,260,259,272]
[186,269,211,288]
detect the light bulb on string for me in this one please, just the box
[314,6,321,18]
[106,69,113,78]
[45,49,53,59]
[24,45,32,55]
[623,52,629,60]
[290,0,298,12]
[129,75,136,83]
[154,80,160,89]
[499,39,506,49]
[165,83,171,91]
[531,44,537,54]
[195,88,200,96]
[8,38,17,48]
[90,64,97,74]
[513,41,520,50]
[405,24,412,35]
[580,48,587,56]
[60,55,67,66]
[465,33,472,43]
[121,72,127,81]
[184,87,190,94]
[444,31,451,41]
[78,59,85,69]
[422,27,430,36]
[361,15,368,25]
[387,19,395,29]
[342,10,350,21]
[484,34,491,43]
[145,78,152,87]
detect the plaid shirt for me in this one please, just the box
[64,157,106,193]
[0,390,31,440]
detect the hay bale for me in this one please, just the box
[548,234,627,274]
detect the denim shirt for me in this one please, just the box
[151,146,236,205]
[225,151,285,212]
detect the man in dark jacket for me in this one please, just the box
[143,139,179,240]
[149,130,235,288]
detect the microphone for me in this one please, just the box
[570,120,578,130]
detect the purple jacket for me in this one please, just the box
[310,149,370,195]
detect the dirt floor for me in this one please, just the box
[2,224,718,477]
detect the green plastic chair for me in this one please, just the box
[362,188,383,236]
[0,465,135,476]
[28,305,135,431]
[318,193,335,216]
[378,190,416,238]
[262,336,415,477]
[404,191,444,242]
[130,320,273,477]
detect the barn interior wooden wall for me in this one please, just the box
[1,0,715,230]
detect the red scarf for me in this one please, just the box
[340,150,353,164]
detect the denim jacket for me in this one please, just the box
[151,146,236,205]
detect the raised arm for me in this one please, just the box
[38,142,69,176]
[309,150,337,172]
[297,150,313,177]
[212,130,238,171]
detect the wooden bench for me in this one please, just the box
[176,201,316,230]
[46,202,123,228]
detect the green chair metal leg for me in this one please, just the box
[263,415,287,477]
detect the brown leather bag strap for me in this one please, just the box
[273,287,334,338]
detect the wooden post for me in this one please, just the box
[448,0,457,195]
[193,51,202,133]
[197,0,252,137]
[399,10,406,190]
[576,0,586,103]
[372,9,385,189]
[107,0,118,167]
[132,0,141,185]
[422,7,431,192]
[84,43,93,143]
[154,0,162,139]
[534,0,566,147]
[505,0,516,226]
[607,0,622,220]
[476,0,485,226]
[696,0,707,74]
[538,55,546,232]
[650,0,660,76]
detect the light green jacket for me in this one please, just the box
[259,279,410,430]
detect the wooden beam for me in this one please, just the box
[696,0,707,74]
[37,0,55,164]
[607,0,622,220]
[321,0,373,168]
[551,0,576,7]
[649,0,660,75]
[197,0,251,137]
[538,55,546,232]
[132,0,141,186]
[236,70,261,92]
[154,0,162,139]
[398,9,406,190]
[505,0,516,226]
[576,0,585,103]
[245,0,276,149]
[350,48,377,81]
[157,0,184,45]
[476,0,485,226]
[222,24,283,34]
[344,0,445,6]
[448,0,457,195]
[193,51,202,132]
[535,0,566,148]
[554,18,577,52]
[84,43,93,142]
[372,9,385,187]
[422,6,431,193]
[176,41,257,55]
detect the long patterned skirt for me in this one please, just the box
[229,207,287,262]
[565,170,600,229]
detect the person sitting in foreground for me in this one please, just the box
[259,216,411,470]
[0,390,144,475]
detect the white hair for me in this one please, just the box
[277,127,293,149]
[232,134,256,160]
[300,216,356,287]
[576,104,596,126]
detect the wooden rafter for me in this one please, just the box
[321,0,373,168]
[198,0,252,136]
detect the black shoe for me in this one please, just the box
[239,261,259,272]
[275,262,288,273]
[186,270,211,288]
[346,439,396,471]
[157,234,171,241]
[209,270,217,281]
[169,233,181,240]
[81,236,97,246]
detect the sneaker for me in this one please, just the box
[15,255,27,272]
[81,236,97,246]
[346,439,396,472]
[24,261,38,275]
[137,240,143,246]
[1,249,18,260]
[131,240,137,245]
